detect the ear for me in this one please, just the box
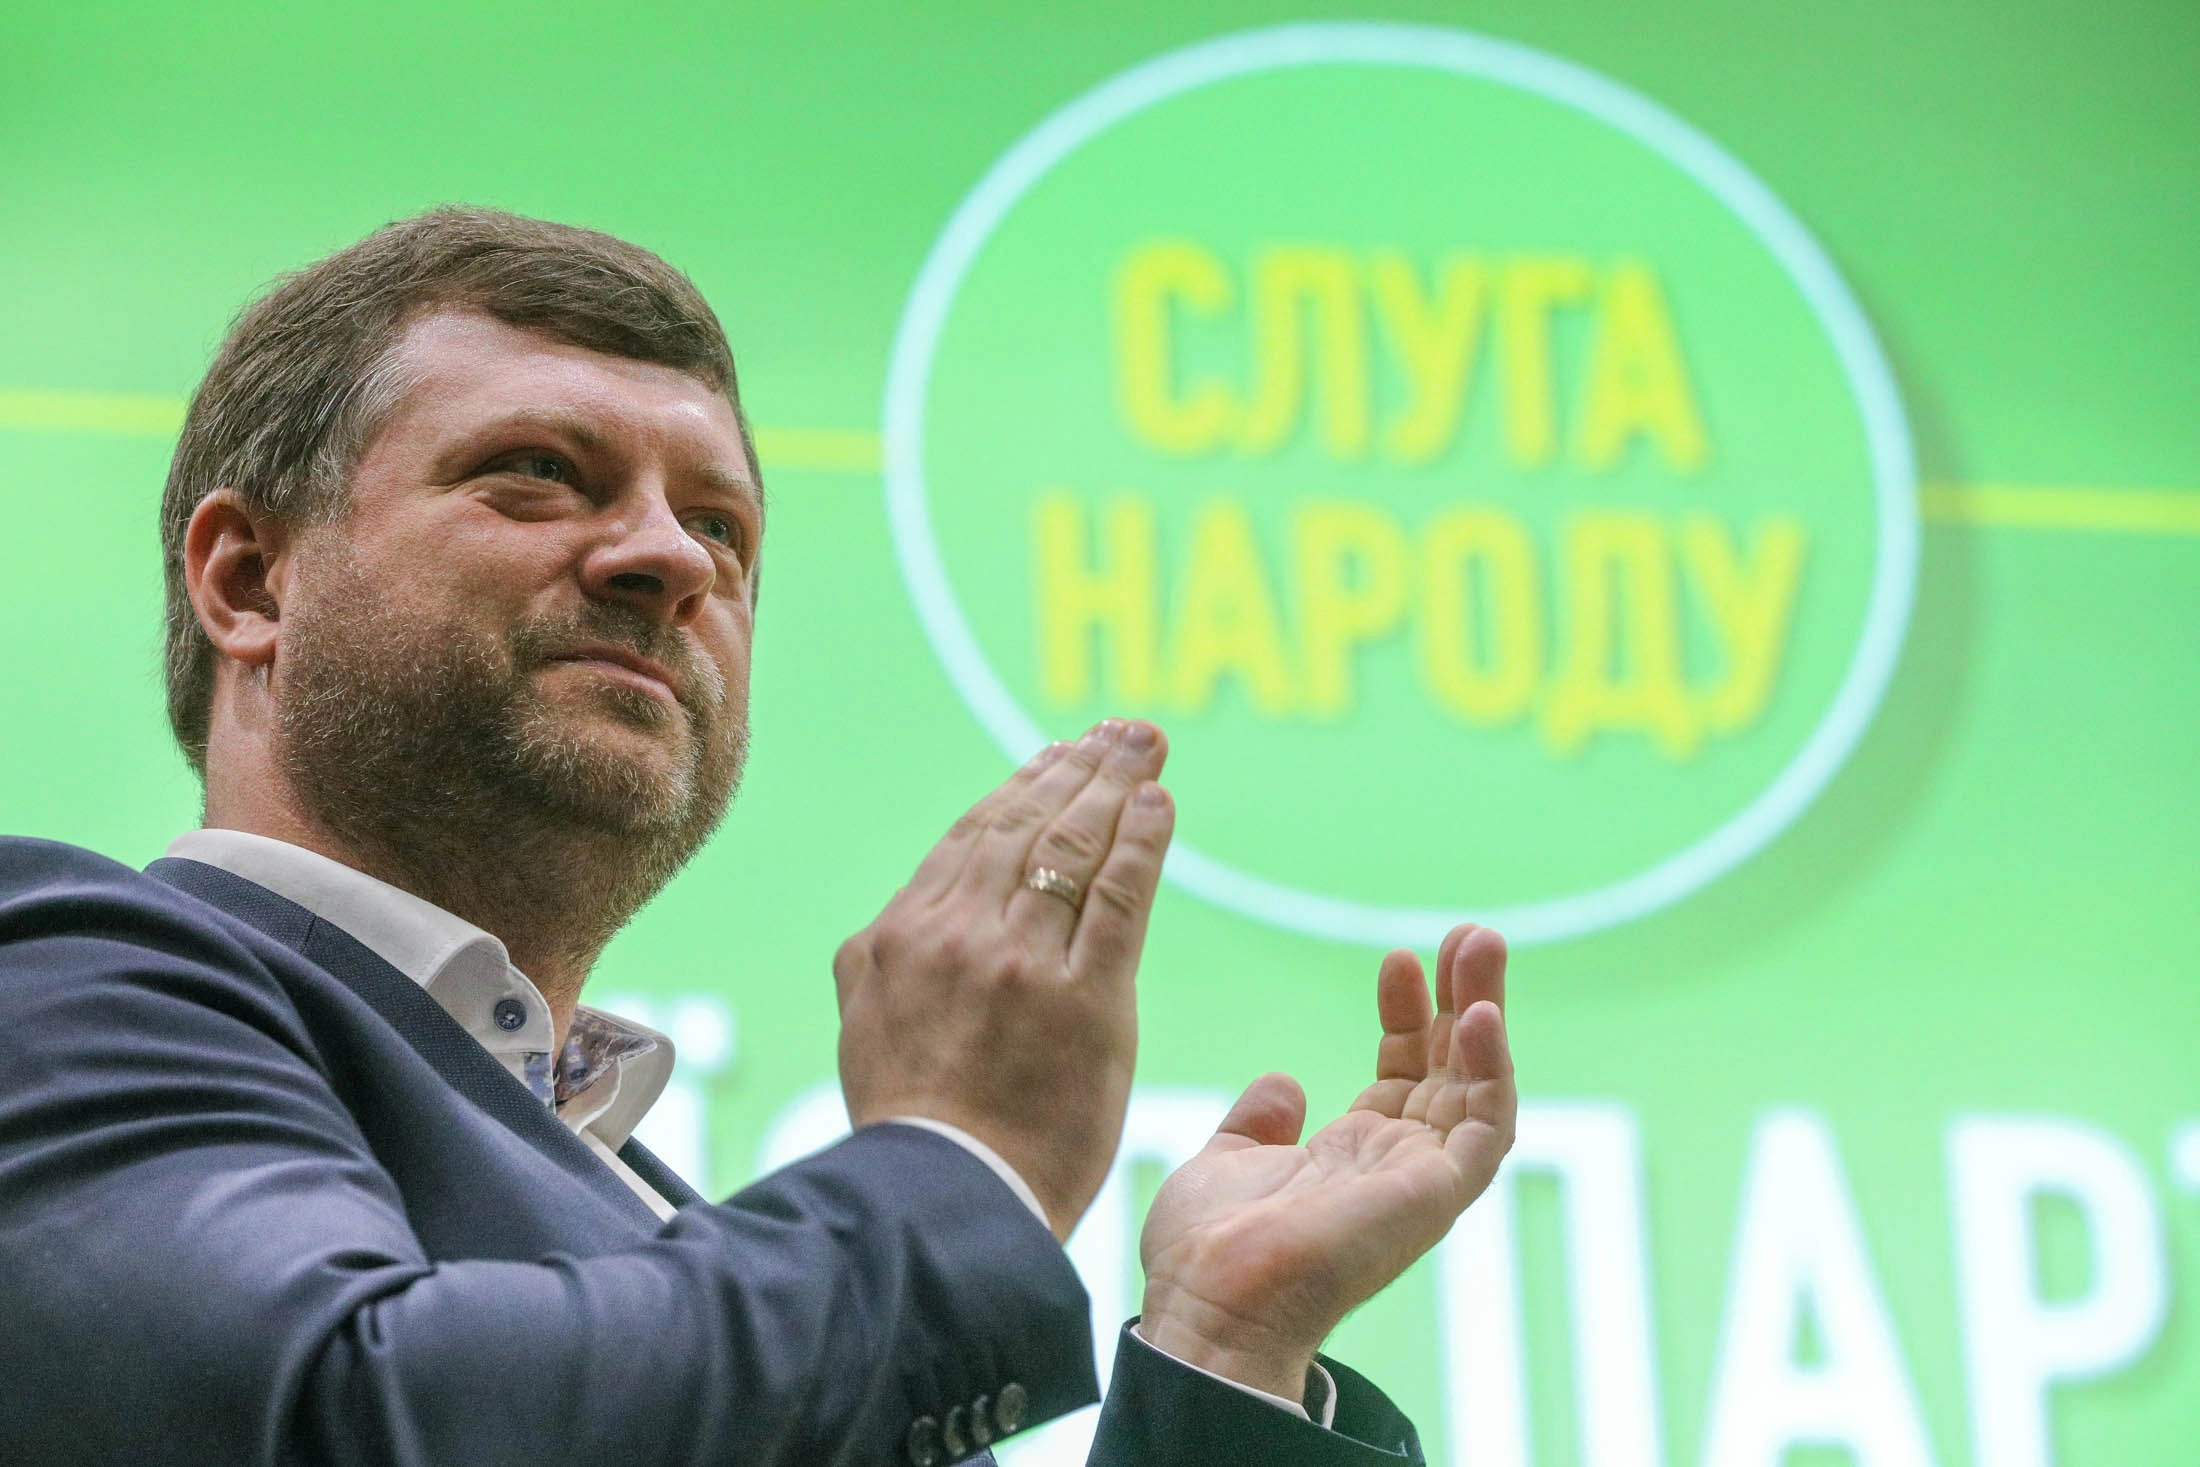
[184,490,295,671]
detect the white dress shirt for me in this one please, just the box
[162,828,1332,1427]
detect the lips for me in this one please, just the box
[547,644,683,704]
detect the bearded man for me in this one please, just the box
[0,207,1515,1467]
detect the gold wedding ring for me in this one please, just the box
[1024,866,1083,911]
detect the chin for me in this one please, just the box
[506,711,701,829]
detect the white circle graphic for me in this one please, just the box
[882,22,1918,948]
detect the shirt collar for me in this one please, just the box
[162,828,672,1147]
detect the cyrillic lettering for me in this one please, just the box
[1418,507,1541,725]
[1497,255,1593,468]
[1700,1111,1936,1467]
[1575,260,1709,472]
[1949,1117,2168,1467]
[1114,240,1236,454]
[1543,512,1700,758]
[1439,1102,1665,1467]
[1166,499,1296,713]
[1034,490,1160,705]
[1680,514,1807,734]
[1238,246,1370,458]
[1369,251,1488,464]
[1294,500,1410,715]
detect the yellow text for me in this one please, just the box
[1114,241,1709,472]
[1034,491,1805,759]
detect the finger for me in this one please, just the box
[1426,923,1476,1058]
[1425,999,1516,1134]
[1435,922,1471,990]
[901,739,1072,904]
[1064,780,1175,982]
[1421,931,1515,1135]
[1450,925,1507,1018]
[953,720,1131,900]
[1375,948,1434,1081]
[1005,720,1169,949]
[1206,1072,1307,1154]
[1404,926,1475,1123]
[1352,1078,1419,1115]
[1454,999,1514,1085]
[1437,1003,1517,1201]
[942,720,1124,905]
[1352,949,1434,1119]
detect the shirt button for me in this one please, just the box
[492,997,528,1032]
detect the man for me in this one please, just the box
[0,207,1515,1465]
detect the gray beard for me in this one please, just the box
[272,556,744,975]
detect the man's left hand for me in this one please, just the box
[1134,924,1516,1403]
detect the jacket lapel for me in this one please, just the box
[147,856,667,1229]
[617,1135,705,1208]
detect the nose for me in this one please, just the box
[578,489,715,625]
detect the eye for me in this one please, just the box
[491,450,574,483]
[689,513,741,549]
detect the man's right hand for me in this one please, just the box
[834,719,1174,1240]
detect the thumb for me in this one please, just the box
[1209,1072,1308,1152]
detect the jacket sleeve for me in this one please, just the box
[0,848,1095,1467]
[1085,1323,1424,1466]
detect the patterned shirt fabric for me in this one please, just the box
[557,1009,662,1108]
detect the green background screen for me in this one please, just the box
[3,4,2196,1463]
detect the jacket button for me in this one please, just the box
[941,1403,970,1457]
[969,1395,996,1447]
[904,1415,944,1467]
[993,1381,1028,1435]
[492,997,527,1032]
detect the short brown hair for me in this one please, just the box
[159,205,755,775]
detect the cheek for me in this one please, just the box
[699,617,754,706]
[431,555,577,645]
[709,598,756,665]
[429,508,579,598]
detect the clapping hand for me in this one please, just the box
[1135,926,1516,1401]
[834,719,1172,1241]
[835,716,1515,1404]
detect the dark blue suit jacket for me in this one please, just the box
[0,838,1422,1465]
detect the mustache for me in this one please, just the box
[510,607,726,723]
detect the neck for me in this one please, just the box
[195,645,732,1032]
[201,766,650,1036]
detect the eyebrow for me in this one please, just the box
[691,456,771,517]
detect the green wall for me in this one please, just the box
[3,4,2196,1464]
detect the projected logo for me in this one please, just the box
[884,24,1916,946]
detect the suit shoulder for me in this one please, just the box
[0,836,293,1012]
[0,835,151,892]
[0,835,230,939]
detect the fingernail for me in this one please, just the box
[1095,718,1126,744]
[1135,782,1169,807]
[1030,741,1068,767]
[1121,720,1157,751]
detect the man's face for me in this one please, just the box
[272,309,761,872]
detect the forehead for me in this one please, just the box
[370,308,756,486]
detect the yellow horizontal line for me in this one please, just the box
[0,388,187,436]
[1919,482,2200,536]
[5,390,2197,535]
[0,389,891,475]
[752,426,883,474]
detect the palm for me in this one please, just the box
[1137,927,1515,1371]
